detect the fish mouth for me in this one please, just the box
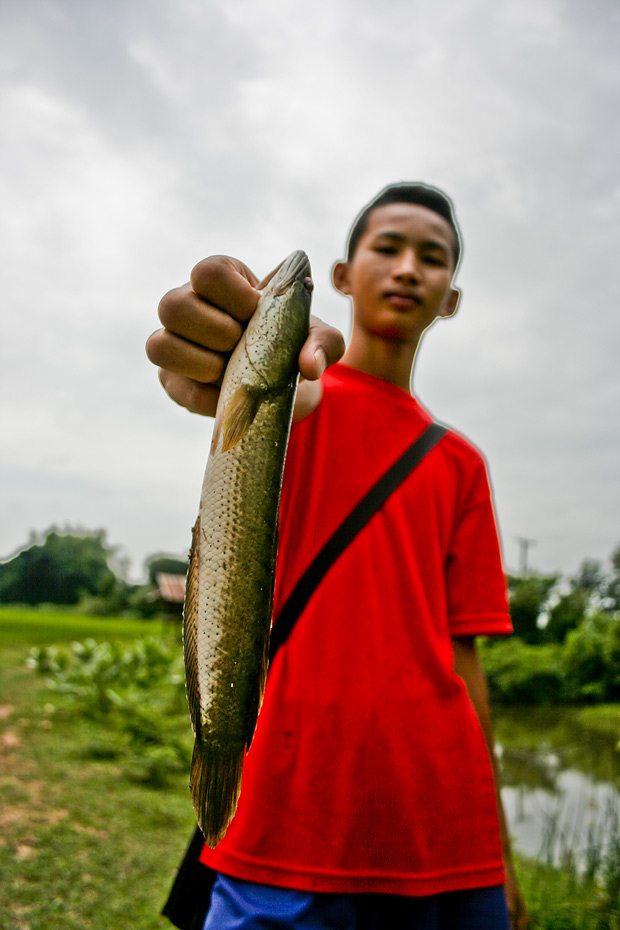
[272,250,312,295]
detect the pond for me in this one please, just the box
[494,705,620,868]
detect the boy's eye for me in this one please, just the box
[423,254,447,266]
[374,245,397,254]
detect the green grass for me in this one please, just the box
[517,852,620,929]
[0,606,195,930]
[0,605,165,647]
[575,704,620,741]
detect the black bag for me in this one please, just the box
[162,423,447,929]
[162,827,215,930]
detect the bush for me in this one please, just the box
[79,582,137,616]
[479,638,564,704]
[562,611,620,703]
[127,586,162,619]
[482,611,620,705]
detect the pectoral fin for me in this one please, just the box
[221,381,266,451]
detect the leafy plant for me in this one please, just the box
[27,636,191,787]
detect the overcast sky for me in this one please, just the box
[1,0,619,582]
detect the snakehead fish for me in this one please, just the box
[183,250,312,846]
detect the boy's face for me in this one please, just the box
[333,202,460,344]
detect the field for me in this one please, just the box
[0,608,196,930]
[1,606,618,929]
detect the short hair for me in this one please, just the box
[346,182,462,270]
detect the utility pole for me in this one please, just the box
[516,537,537,575]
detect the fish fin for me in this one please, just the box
[190,739,244,847]
[220,381,266,451]
[183,518,202,740]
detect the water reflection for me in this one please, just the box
[493,706,620,866]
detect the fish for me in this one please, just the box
[183,249,313,846]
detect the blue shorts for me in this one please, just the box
[203,872,510,930]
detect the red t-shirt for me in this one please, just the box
[201,363,512,896]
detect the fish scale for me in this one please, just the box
[183,251,312,846]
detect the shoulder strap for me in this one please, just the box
[269,422,448,662]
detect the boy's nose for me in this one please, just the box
[393,250,420,281]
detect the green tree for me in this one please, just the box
[572,557,604,595]
[0,527,120,606]
[563,610,620,702]
[544,557,607,644]
[507,572,559,643]
[544,587,589,643]
[604,544,620,611]
[144,553,188,586]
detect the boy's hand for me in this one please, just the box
[146,255,345,418]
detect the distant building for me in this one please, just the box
[148,572,186,618]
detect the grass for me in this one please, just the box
[575,704,620,741]
[0,607,195,930]
[0,604,166,646]
[516,856,619,929]
[1,605,619,929]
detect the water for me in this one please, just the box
[494,705,620,868]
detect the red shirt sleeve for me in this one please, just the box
[445,454,512,637]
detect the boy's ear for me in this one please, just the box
[332,261,352,296]
[438,287,460,319]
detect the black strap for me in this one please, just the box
[161,827,214,930]
[269,422,447,662]
[162,420,447,930]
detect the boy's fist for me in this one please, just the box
[146,255,344,417]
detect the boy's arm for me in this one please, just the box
[452,635,529,930]
[146,255,345,420]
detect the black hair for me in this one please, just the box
[346,182,462,270]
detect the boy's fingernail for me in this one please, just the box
[313,348,327,377]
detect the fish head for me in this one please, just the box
[258,250,313,299]
[242,251,313,390]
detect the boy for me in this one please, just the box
[147,183,528,930]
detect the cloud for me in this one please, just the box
[1,0,619,578]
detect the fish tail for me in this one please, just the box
[190,739,244,847]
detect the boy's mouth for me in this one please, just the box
[383,290,422,310]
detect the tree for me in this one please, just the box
[604,544,620,611]
[145,553,188,586]
[571,557,604,595]
[563,611,620,702]
[0,527,120,605]
[544,587,589,643]
[507,572,559,643]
